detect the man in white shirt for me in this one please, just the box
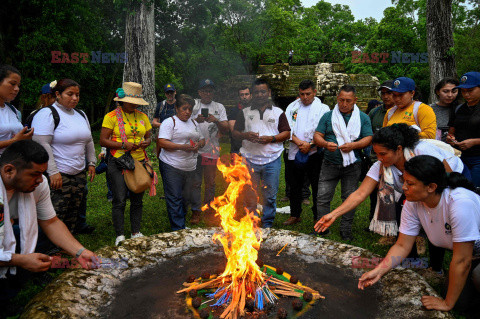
[233,79,291,228]
[284,80,330,225]
[190,79,229,225]
[0,141,97,308]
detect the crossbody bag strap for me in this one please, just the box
[115,107,128,143]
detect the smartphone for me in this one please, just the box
[25,128,32,133]
[201,108,209,118]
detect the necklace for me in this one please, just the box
[123,110,138,142]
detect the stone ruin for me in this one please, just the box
[217,63,380,110]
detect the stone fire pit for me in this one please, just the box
[21,229,454,318]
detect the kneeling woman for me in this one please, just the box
[157,94,205,231]
[316,123,465,236]
[359,155,480,312]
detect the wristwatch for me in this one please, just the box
[271,135,277,143]
[121,141,125,149]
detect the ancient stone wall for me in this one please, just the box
[217,63,380,111]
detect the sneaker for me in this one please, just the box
[115,235,126,246]
[131,232,144,239]
[283,217,301,225]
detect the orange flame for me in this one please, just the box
[209,154,264,286]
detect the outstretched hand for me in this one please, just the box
[358,268,382,290]
[421,296,452,311]
[314,213,336,233]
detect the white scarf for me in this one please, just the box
[286,97,330,141]
[331,104,361,167]
[0,177,38,278]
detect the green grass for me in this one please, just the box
[8,135,467,318]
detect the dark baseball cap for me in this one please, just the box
[456,72,480,89]
[377,80,394,91]
[164,83,175,92]
[198,79,215,89]
[391,77,416,93]
[41,83,52,95]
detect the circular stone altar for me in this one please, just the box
[21,229,454,319]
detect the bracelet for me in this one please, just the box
[271,135,277,143]
[121,141,125,149]
[75,247,86,258]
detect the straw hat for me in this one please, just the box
[114,82,149,105]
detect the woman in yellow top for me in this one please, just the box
[100,82,152,246]
[383,77,437,139]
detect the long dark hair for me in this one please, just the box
[372,123,419,151]
[404,155,475,194]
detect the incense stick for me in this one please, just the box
[276,243,288,256]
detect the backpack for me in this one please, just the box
[25,105,87,130]
[5,102,22,122]
[387,101,421,126]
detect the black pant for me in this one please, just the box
[284,150,311,198]
[289,151,323,221]
[428,241,446,272]
[107,156,145,236]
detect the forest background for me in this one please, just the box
[1,0,479,124]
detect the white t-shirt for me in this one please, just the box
[159,116,204,171]
[8,176,56,221]
[31,103,92,175]
[191,100,227,159]
[0,105,23,155]
[400,188,480,250]
[366,140,464,192]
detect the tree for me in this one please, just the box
[426,0,456,103]
[124,0,156,118]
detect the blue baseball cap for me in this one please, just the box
[391,77,416,93]
[41,83,52,94]
[198,79,215,89]
[456,72,480,89]
[164,83,175,92]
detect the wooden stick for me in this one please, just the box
[266,276,318,294]
[239,281,246,316]
[176,277,223,293]
[276,243,288,256]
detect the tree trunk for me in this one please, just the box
[426,0,456,104]
[123,0,156,120]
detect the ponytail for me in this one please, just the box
[404,155,475,194]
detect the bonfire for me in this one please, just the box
[177,155,324,318]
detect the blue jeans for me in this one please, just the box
[159,160,195,231]
[246,156,282,228]
[461,155,480,187]
[190,155,217,211]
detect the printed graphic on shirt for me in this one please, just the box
[445,223,452,235]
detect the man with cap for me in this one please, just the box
[369,80,395,133]
[189,79,229,225]
[383,76,436,139]
[447,71,480,187]
[152,83,177,128]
